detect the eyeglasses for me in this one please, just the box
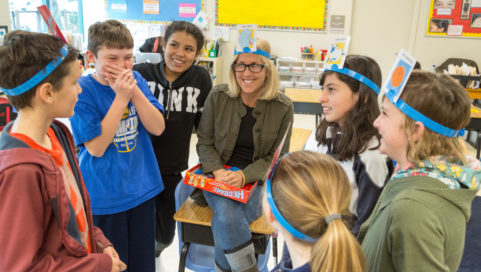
[232,63,265,73]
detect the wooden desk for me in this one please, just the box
[174,198,273,234]
[290,128,312,152]
[467,89,481,99]
[284,88,322,126]
[174,198,272,271]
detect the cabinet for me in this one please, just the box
[197,56,223,85]
[276,58,324,90]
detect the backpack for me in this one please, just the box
[0,93,18,131]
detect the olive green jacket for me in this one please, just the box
[196,84,294,183]
[359,176,476,272]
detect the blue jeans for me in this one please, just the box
[203,184,263,270]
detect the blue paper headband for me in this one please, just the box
[385,88,465,138]
[0,44,69,96]
[234,48,271,59]
[265,153,317,243]
[326,64,381,95]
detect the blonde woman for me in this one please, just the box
[264,151,366,272]
[196,39,293,271]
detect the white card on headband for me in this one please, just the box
[325,36,350,70]
[383,49,416,103]
[235,24,257,53]
[192,11,209,30]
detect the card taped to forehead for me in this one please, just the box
[266,122,292,181]
[324,36,350,70]
[235,24,257,54]
[383,49,416,103]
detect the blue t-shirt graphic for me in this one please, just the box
[70,71,164,215]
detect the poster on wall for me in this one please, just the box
[427,0,481,38]
[216,0,328,32]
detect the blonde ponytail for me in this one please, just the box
[312,219,365,272]
[268,151,366,272]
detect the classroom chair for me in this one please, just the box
[458,196,481,272]
[174,182,272,272]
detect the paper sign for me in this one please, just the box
[447,25,463,36]
[37,5,66,43]
[193,11,209,30]
[179,3,196,17]
[473,0,481,7]
[437,8,452,15]
[383,49,416,103]
[265,122,292,182]
[330,15,345,33]
[111,0,127,13]
[212,26,230,41]
[112,3,127,12]
[143,0,159,15]
[235,25,257,53]
[325,36,350,70]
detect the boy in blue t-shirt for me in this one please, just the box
[70,19,165,272]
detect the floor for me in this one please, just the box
[156,113,480,271]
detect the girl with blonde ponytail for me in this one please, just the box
[263,151,366,272]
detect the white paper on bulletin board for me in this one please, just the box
[216,0,328,32]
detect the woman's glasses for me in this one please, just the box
[232,63,265,73]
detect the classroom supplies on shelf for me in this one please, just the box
[196,56,223,85]
[277,57,324,89]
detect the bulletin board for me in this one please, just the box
[106,0,204,23]
[426,0,481,38]
[215,0,328,32]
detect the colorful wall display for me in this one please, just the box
[215,0,328,32]
[106,0,204,23]
[427,0,481,38]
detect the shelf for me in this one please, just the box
[197,56,223,85]
[277,58,324,90]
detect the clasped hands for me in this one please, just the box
[213,169,244,188]
[103,63,138,102]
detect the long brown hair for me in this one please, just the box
[316,55,381,161]
[270,151,366,272]
[398,70,471,164]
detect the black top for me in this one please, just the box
[226,105,255,169]
[133,61,212,174]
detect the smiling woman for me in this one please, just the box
[195,38,294,271]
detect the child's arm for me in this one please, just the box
[196,91,225,174]
[0,166,112,271]
[83,70,135,157]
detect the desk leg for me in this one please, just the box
[179,242,190,272]
[477,132,481,159]
[273,236,278,266]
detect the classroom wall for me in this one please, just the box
[202,0,353,84]
[0,0,12,29]
[0,0,480,81]
[414,0,481,73]
[203,0,481,83]
[349,0,481,79]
